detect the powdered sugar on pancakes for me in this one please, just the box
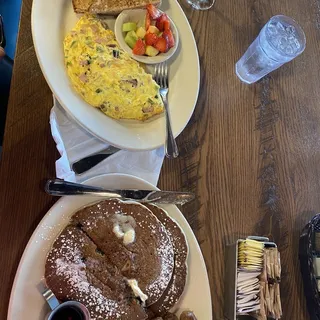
[140,219,175,300]
[45,199,176,319]
[144,204,188,316]
[71,200,175,306]
[46,229,131,319]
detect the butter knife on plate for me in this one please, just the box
[45,179,195,205]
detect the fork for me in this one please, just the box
[154,62,179,158]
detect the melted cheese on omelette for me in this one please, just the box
[64,15,164,121]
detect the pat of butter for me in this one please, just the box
[113,223,135,245]
[123,229,135,245]
[127,279,148,303]
[113,224,125,238]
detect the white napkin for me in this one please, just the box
[50,97,165,185]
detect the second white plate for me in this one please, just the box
[31,0,200,151]
[8,174,212,320]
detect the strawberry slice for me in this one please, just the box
[147,4,161,19]
[145,12,151,31]
[132,39,146,55]
[163,20,171,31]
[154,37,168,53]
[145,33,158,46]
[162,29,175,48]
[156,14,169,32]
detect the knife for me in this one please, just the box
[45,179,195,205]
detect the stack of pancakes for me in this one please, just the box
[45,199,188,320]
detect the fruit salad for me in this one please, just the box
[123,4,175,56]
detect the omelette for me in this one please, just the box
[64,14,164,121]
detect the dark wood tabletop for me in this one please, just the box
[1,0,320,319]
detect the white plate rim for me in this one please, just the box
[7,173,212,319]
[30,0,200,151]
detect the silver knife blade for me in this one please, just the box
[45,179,195,205]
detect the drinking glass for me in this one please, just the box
[235,15,306,84]
[186,0,215,10]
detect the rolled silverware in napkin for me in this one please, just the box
[45,179,195,205]
[71,146,121,175]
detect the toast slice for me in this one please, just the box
[72,0,161,15]
[72,0,94,13]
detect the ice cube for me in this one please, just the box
[285,25,296,35]
[268,23,278,35]
[285,45,294,55]
[292,38,301,51]
[278,36,289,49]
[276,21,286,32]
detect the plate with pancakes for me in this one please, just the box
[8,174,212,319]
[31,0,200,150]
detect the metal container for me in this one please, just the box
[224,236,278,320]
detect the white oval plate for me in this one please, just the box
[31,0,200,151]
[114,9,179,64]
[8,174,212,320]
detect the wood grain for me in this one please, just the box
[1,0,320,319]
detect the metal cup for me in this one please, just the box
[43,288,91,320]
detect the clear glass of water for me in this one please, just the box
[236,15,306,84]
[186,0,215,10]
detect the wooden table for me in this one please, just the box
[1,0,320,318]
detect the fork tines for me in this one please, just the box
[154,62,169,89]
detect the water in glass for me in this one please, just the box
[186,0,215,10]
[236,15,306,84]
